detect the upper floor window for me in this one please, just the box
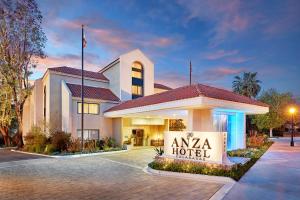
[132,62,144,99]
[77,102,99,115]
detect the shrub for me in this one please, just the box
[44,144,55,154]
[154,147,164,156]
[247,134,268,148]
[68,139,81,153]
[96,139,105,150]
[24,126,47,153]
[84,140,98,153]
[50,131,71,152]
[105,137,117,148]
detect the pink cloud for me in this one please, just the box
[201,67,244,81]
[203,50,239,60]
[33,53,106,73]
[177,0,250,46]
[226,56,251,63]
[47,17,178,53]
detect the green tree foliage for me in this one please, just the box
[252,89,293,137]
[0,0,46,146]
[232,72,261,98]
[0,77,14,146]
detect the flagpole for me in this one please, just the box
[81,24,84,152]
[189,60,192,85]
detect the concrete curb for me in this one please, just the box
[144,166,236,200]
[11,149,128,158]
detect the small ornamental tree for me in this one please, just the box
[252,89,293,137]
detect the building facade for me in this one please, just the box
[23,49,269,150]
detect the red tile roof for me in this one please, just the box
[154,83,172,90]
[66,83,120,102]
[49,66,109,81]
[105,84,268,112]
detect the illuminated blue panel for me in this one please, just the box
[235,112,246,149]
[213,110,246,150]
[227,114,235,151]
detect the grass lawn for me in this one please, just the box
[149,141,273,181]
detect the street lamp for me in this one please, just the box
[289,107,296,147]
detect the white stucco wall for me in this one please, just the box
[102,62,121,98]
[45,71,109,131]
[119,49,154,101]
[187,109,214,131]
[71,98,115,139]
[22,79,44,137]
[61,81,72,133]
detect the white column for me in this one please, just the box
[187,109,214,131]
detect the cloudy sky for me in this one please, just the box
[33,0,300,99]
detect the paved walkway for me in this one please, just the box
[223,138,300,200]
[0,148,222,200]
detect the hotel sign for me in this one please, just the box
[164,131,227,164]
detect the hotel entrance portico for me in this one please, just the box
[104,84,269,151]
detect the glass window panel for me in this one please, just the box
[132,62,142,70]
[132,85,143,95]
[132,71,142,79]
[77,130,82,138]
[83,130,89,140]
[132,85,137,95]
[78,103,82,113]
[84,103,89,114]
[90,130,99,140]
[89,104,99,114]
[137,86,142,95]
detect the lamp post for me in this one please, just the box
[289,107,296,147]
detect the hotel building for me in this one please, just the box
[23,49,268,151]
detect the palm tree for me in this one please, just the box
[233,72,262,98]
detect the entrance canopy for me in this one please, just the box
[104,84,269,118]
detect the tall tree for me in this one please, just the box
[252,89,293,137]
[0,77,14,146]
[232,72,261,98]
[0,0,46,146]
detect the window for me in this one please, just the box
[132,70,142,79]
[77,129,99,140]
[132,62,144,99]
[77,103,99,114]
[132,62,143,70]
[132,85,142,95]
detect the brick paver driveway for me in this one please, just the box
[0,149,46,163]
[0,148,222,200]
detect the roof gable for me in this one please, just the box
[66,83,120,102]
[49,66,109,81]
[105,84,268,112]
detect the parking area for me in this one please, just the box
[0,148,223,200]
[0,149,47,163]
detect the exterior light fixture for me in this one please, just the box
[289,107,297,146]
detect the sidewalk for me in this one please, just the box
[223,137,300,200]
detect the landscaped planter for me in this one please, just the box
[123,144,133,150]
